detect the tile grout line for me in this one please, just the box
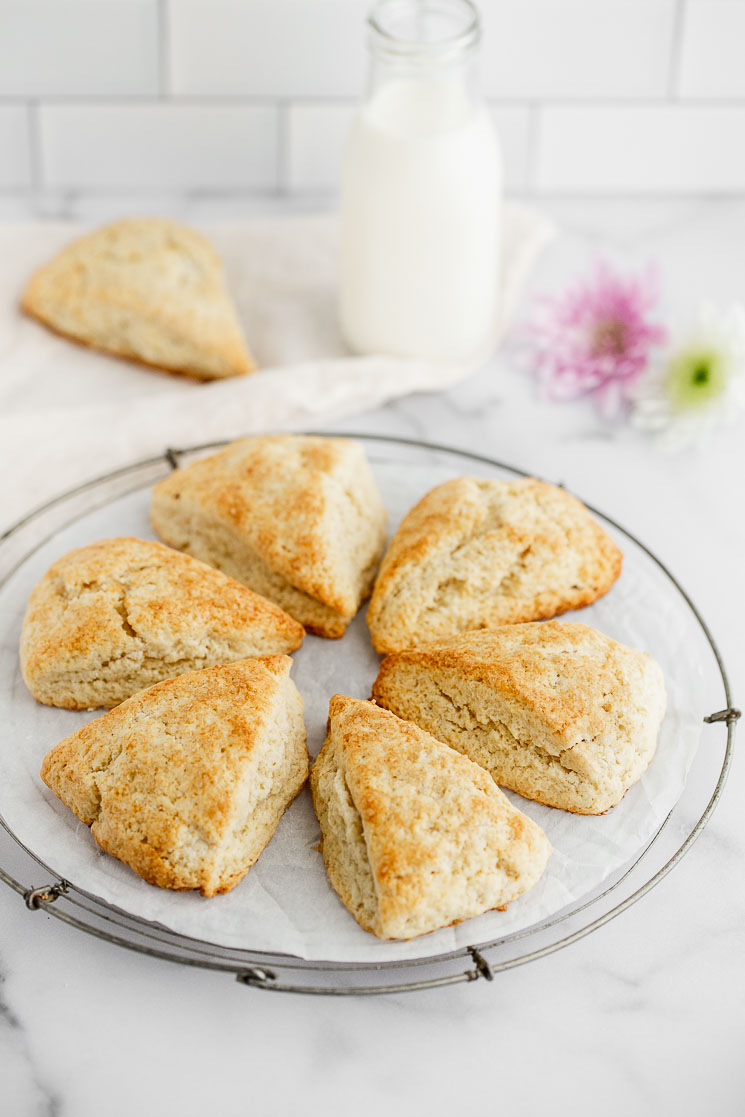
[276,101,289,196]
[26,101,42,204]
[1,187,743,203]
[157,0,170,99]
[667,0,687,101]
[524,102,541,194]
[3,94,745,109]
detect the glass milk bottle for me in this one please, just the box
[339,0,501,362]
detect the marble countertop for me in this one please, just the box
[1,197,743,1116]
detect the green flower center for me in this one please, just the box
[665,347,727,411]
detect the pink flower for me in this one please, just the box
[528,262,667,418]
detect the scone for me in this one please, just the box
[310,695,551,940]
[150,435,388,638]
[367,477,622,653]
[20,537,304,709]
[21,217,255,379]
[40,657,308,895]
[372,622,667,815]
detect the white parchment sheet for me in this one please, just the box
[0,459,705,963]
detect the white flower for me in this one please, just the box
[631,303,745,450]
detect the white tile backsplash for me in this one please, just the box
[0,106,31,187]
[479,0,677,99]
[536,106,745,193]
[287,104,354,192]
[1,0,745,199]
[678,0,745,99]
[0,0,159,97]
[168,0,369,98]
[39,104,278,191]
[492,106,533,193]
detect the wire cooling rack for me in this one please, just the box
[0,434,738,995]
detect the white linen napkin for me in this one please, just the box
[0,203,554,527]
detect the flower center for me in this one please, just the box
[590,318,628,357]
[665,347,727,411]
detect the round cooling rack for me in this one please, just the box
[0,433,739,996]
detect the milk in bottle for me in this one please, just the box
[339,0,501,362]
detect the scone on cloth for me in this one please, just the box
[20,537,304,709]
[40,656,308,895]
[372,622,667,816]
[151,435,387,638]
[21,217,255,380]
[310,695,551,940]
[367,477,622,653]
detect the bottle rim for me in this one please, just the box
[367,0,480,61]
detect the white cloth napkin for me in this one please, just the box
[0,204,554,527]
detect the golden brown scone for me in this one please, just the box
[366,477,622,653]
[372,621,667,815]
[41,657,308,895]
[20,537,304,709]
[21,217,255,380]
[310,695,551,940]
[150,435,388,638]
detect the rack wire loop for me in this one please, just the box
[24,880,68,910]
[704,707,741,725]
[235,967,277,989]
[468,947,494,981]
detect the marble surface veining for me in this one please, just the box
[0,197,743,1117]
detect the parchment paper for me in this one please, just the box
[0,457,705,963]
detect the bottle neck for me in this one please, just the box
[367,0,481,61]
[365,0,483,128]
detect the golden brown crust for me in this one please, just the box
[372,622,667,815]
[40,657,309,895]
[375,622,611,745]
[20,536,304,709]
[20,301,232,382]
[151,435,387,638]
[310,695,551,939]
[21,217,255,380]
[367,477,623,653]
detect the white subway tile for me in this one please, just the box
[0,106,32,188]
[169,0,369,98]
[491,106,532,192]
[39,104,278,190]
[678,1,745,99]
[287,103,531,193]
[0,1,159,96]
[287,104,354,192]
[0,195,37,218]
[536,106,745,193]
[479,0,676,99]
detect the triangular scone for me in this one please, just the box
[150,435,388,638]
[310,695,551,940]
[21,218,255,380]
[372,622,667,815]
[20,537,304,709]
[367,477,622,653]
[41,657,308,895]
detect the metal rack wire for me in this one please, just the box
[0,434,738,995]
